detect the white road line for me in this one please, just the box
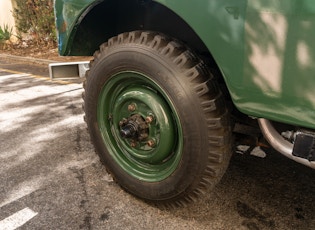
[0,207,38,230]
[0,69,73,84]
[0,73,31,78]
[0,178,43,209]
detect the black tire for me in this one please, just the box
[83,31,231,207]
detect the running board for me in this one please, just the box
[49,61,89,80]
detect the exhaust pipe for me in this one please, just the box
[258,118,315,169]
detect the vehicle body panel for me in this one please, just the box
[54,0,99,54]
[54,0,315,129]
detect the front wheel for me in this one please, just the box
[83,31,232,206]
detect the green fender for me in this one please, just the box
[55,0,315,129]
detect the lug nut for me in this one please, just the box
[128,103,136,112]
[130,141,137,148]
[145,115,154,124]
[119,118,127,127]
[147,139,155,147]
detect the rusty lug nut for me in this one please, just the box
[119,118,127,126]
[145,115,154,124]
[147,139,155,147]
[128,103,136,112]
[130,141,137,148]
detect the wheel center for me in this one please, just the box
[119,114,149,143]
[120,122,138,138]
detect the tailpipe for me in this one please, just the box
[258,118,315,169]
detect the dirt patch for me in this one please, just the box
[0,41,91,62]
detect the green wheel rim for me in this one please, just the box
[97,71,183,182]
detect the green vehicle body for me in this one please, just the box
[54,0,315,131]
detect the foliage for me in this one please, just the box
[0,24,12,42]
[13,0,56,45]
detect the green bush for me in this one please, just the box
[0,24,12,42]
[13,0,56,45]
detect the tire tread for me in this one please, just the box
[83,31,231,208]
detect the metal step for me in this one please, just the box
[49,61,89,80]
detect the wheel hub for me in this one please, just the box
[119,114,149,142]
[97,71,183,181]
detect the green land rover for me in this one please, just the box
[54,0,315,206]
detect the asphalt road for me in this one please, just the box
[1,58,315,230]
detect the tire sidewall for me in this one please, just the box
[86,45,212,200]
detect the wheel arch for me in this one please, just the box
[63,0,213,59]
[57,0,248,117]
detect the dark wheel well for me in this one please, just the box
[71,0,210,57]
[74,0,234,118]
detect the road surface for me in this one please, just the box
[1,57,315,230]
